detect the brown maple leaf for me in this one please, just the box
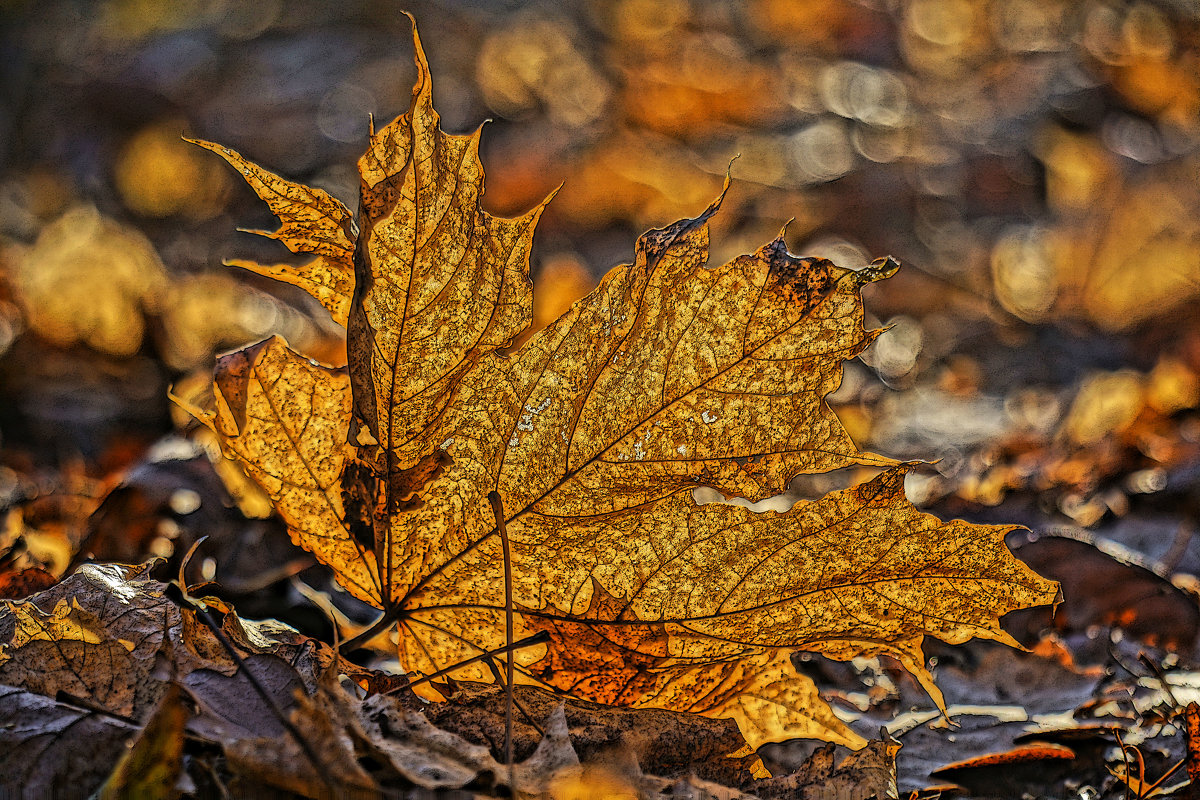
[184,19,1057,751]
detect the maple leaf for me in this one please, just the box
[189,19,1058,750]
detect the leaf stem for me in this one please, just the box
[488,490,516,792]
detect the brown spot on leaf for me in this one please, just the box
[389,449,452,514]
[762,241,834,318]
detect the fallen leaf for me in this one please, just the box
[514,705,583,795]
[0,684,137,798]
[0,564,342,799]
[1005,528,1199,656]
[355,691,506,790]
[1187,702,1200,795]
[192,19,1058,750]
[757,732,900,800]
[930,743,1076,796]
[212,662,580,796]
[222,678,378,799]
[0,562,340,721]
[183,652,306,742]
[427,679,752,784]
[175,338,379,604]
[0,564,57,600]
[97,683,189,800]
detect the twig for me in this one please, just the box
[480,653,547,744]
[1115,730,1141,800]
[1139,651,1181,710]
[54,691,141,727]
[488,491,516,794]
[187,602,332,790]
[172,539,333,793]
[393,631,550,692]
[1145,757,1185,796]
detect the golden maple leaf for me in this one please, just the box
[183,20,1057,751]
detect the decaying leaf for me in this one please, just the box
[219,664,582,797]
[0,563,347,799]
[0,563,337,712]
[355,692,503,790]
[426,679,753,784]
[757,733,900,800]
[222,677,378,799]
[183,652,308,743]
[97,683,188,800]
[0,684,136,799]
[191,19,1057,751]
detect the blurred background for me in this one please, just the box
[2,0,1200,655]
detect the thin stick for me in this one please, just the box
[481,655,546,740]
[1139,652,1181,709]
[187,599,332,791]
[393,631,550,692]
[176,538,323,774]
[55,691,141,727]
[1143,756,1184,795]
[488,490,516,793]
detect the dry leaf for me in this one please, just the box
[185,138,357,327]
[222,679,378,799]
[514,705,583,795]
[355,692,504,790]
[183,652,307,742]
[427,679,752,784]
[191,20,1057,750]
[0,562,339,720]
[0,562,346,799]
[213,663,575,796]
[0,684,136,798]
[757,733,900,800]
[97,683,189,800]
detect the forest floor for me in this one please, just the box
[2,1,1200,797]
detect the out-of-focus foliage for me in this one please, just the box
[11,206,168,358]
[2,0,1199,470]
[115,120,232,219]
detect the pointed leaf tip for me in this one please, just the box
[857,255,901,285]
